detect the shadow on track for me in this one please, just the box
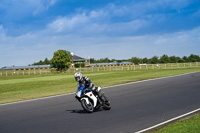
[66,109,86,114]
[66,109,103,114]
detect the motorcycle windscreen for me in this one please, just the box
[75,85,85,97]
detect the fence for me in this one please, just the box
[0,62,199,76]
[67,62,199,73]
[0,69,51,76]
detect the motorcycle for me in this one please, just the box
[75,86,111,113]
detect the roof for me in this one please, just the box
[0,65,51,70]
[72,55,86,61]
[90,62,133,66]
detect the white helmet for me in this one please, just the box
[74,72,82,82]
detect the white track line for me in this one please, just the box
[135,108,200,133]
[0,71,199,106]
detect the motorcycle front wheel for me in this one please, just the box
[81,99,94,113]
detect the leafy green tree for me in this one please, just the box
[130,57,140,64]
[44,58,50,64]
[188,54,200,62]
[102,57,110,63]
[89,58,96,63]
[160,54,170,63]
[169,56,177,63]
[51,49,72,71]
[149,56,159,64]
[176,57,183,63]
[182,56,189,63]
[33,58,50,65]
[142,57,149,64]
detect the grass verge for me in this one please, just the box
[151,112,200,133]
[0,67,200,104]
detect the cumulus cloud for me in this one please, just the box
[0,0,200,66]
[1,24,200,66]
[31,0,57,15]
[47,13,90,32]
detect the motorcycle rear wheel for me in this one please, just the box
[102,95,111,110]
[81,99,94,113]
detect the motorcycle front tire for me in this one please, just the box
[81,99,94,113]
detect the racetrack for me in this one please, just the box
[0,72,200,133]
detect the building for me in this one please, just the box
[71,55,90,67]
[0,65,51,70]
[72,55,87,64]
[90,62,133,67]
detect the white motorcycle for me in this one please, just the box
[75,86,111,113]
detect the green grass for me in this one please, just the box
[0,67,200,104]
[152,112,200,133]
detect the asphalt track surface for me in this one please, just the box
[0,72,200,133]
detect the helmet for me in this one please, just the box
[74,72,82,82]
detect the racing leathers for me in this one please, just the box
[77,77,103,98]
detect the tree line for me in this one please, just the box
[89,54,200,64]
[33,50,200,71]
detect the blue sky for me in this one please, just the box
[0,0,200,66]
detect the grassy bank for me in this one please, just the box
[152,112,200,133]
[0,67,200,104]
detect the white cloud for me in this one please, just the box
[47,13,89,32]
[30,0,57,15]
[1,25,200,66]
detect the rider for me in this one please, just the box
[74,72,103,99]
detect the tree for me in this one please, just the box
[44,58,50,64]
[33,58,50,65]
[188,54,200,62]
[160,54,170,63]
[169,56,177,63]
[142,57,149,64]
[51,49,72,71]
[182,56,189,63]
[89,58,96,63]
[149,56,159,64]
[130,57,140,64]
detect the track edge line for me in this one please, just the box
[135,108,200,133]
